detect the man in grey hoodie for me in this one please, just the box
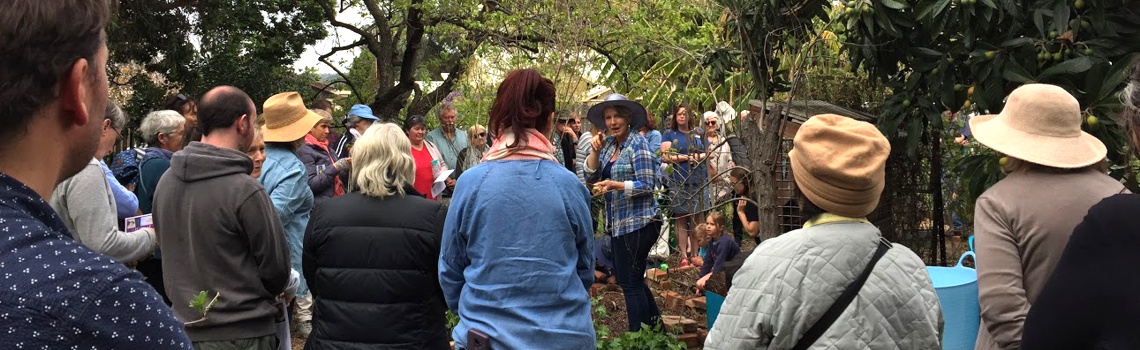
[154,86,291,350]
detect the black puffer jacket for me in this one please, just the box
[302,187,449,350]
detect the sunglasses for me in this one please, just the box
[706,120,717,125]
[476,132,487,137]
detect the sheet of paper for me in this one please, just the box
[124,214,153,233]
[431,169,455,198]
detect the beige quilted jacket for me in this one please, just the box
[705,221,943,349]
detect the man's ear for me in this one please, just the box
[237,114,250,134]
[58,58,95,128]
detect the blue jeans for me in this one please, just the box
[612,221,663,332]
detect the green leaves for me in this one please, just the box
[881,0,910,10]
[189,291,210,316]
[916,0,952,20]
[1038,56,1093,80]
[597,323,686,350]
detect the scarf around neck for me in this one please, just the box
[482,128,558,162]
[304,134,344,196]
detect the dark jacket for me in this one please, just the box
[298,142,341,207]
[334,130,356,160]
[1023,193,1140,349]
[303,187,450,350]
[154,141,291,341]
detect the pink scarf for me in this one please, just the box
[482,128,559,162]
[305,134,345,196]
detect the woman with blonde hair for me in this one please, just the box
[968,84,1123,350]
[303,123,449,349]
[454,124,488,179]
[1021,63,1140,349]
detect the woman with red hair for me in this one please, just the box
[439,69,595,349]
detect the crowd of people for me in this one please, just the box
[5,1,1140,350]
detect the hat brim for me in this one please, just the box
[587,100,648,131]
[263,109,325,143]
[970,114,1107,168]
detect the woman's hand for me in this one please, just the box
[591,132,604,153]
[591,180,623,195]
[737,199,747,212]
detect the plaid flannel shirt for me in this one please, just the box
[590,133,660,237]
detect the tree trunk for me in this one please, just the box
[742,102,789,241]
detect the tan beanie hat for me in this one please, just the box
[788,114,891,218]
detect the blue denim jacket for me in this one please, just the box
[259,146,314,296]
[440,160,595,350]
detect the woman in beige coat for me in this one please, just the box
[970,83,1124,350]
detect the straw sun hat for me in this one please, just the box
[969,83,1107,168]
[261,92,324,142]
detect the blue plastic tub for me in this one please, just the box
[926,252,979,350]
[705,291,725,330]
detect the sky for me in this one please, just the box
[293,10,365,74]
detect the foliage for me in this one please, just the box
[108,0,327,103]
[445,310,460,331]
[185,290,220,326]
[718,0,834,101]
[597,323,686,350]
[591,296,612,345]
[121,74,171,143]
[840,0,1140,205]
[594,0,753,115]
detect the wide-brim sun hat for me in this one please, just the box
[262,92,324,142]
[788,114,891,218]
[587,93,648,131]
[970,83,1106,168]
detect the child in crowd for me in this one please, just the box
[696,211,740,292]
[691,222,707,269]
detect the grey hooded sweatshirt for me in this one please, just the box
[154,141,290,342]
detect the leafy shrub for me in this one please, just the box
[597,323,687,350]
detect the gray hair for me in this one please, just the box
[351,123,416,198]
[438,102,457,117]
[140,110,186,146]
[345,115,362,128]
[104,101,126,131]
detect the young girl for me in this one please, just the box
[730,168,761,244]
[696,211,741,292]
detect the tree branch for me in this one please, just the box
[315,0,383,61]
[318,56,365,105]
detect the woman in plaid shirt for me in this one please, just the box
[584,93,663,332]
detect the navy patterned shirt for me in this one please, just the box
[0,173,192,349]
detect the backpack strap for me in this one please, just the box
[790,238,892,350]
